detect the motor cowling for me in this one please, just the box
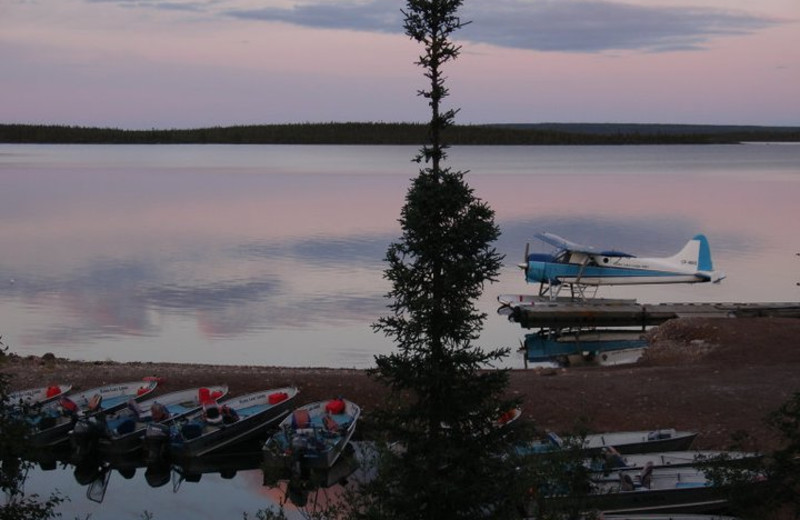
[143,422,171,464]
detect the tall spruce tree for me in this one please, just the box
[365,1,525,518]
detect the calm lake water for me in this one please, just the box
[2,143,799,370]
[3,143,799,518]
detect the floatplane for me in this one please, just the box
[503,232,725,302]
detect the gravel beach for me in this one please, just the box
[4,317,799,452]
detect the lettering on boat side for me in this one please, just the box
[99,386,128,394]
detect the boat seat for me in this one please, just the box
[647,428,675,440]
[602,446,627,471]
[151,401,170,422]
[322,414,340,433]
[639,462,654,489]
[620,473,635,491]
[88,394,103,412]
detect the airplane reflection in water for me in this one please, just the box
[519,327,650,368]
[497,300,651,368]
[27,440,364,512]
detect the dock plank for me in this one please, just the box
[507,300,800,328]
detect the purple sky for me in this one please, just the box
[2,0,798,129]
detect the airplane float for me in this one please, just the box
[517,232,726,300]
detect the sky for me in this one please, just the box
[1,0,798,129]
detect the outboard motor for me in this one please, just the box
[286,479,309,507]
[291,433,311,454]
[70,415,106,462]
[70,419,94,460]
[143,422,171,464]
[73,459,102,486]
[144,462,171,488]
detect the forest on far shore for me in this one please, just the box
[1,122,798,145]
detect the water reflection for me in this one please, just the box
[519,327,648,368]
[27,440,363,517]
[1,144,798,367]
[0,212,750,350]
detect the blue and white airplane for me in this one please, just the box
[519,232,726,300]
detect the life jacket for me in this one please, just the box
[325,399,345,415]
[268,392,288,405]
[199,387,223,405]
[59,396,79,418]
[199,387,211,403]
[497,409,517,425]
[291,409,311,429]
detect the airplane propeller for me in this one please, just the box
[517,242,530,274]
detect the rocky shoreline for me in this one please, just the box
[3,317,799,452]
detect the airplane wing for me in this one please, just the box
[534,232,598,254]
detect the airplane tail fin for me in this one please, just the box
[669,234,725,282]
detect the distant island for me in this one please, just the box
[1,122,798,145]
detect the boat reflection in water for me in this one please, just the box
[520,327,649,368]
[263,442,364,511]
[29,439,363,510]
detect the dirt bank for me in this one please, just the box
[3,317,799,451]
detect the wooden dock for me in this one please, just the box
[503,300,800,328]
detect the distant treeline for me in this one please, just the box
[1,122,798,145]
